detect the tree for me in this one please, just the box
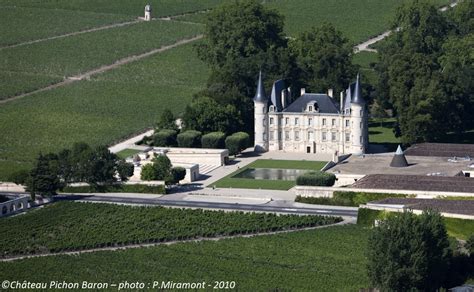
[117,160,134,182]
[367,210,451,291]
[196,0,297,134]
[369,99,389,127]
[25,153,64,199]
[156,108,178,131]
[177,130,202,148]
[182,97,243,135]
[140,155,172,182]
[170,167,186,184]
[8,169,30,185]
[291,23,356,94]
[225,132,250,156]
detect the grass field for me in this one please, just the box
[116,148,142,159]
[0,6,133,46]
[0,20,203,99]
[0,201,340,257]
[0,225,370,290]
[211,159,327,190]
[0,0,228,18]
[0,42,209,180]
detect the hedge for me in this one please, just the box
[295,191,411,207]
[177,130,202,148]
[357,208,384,226]
[201,131,226,149]
[62,184,166,194]
[153,129,177,147]
[225,132,250,155]
[296,171,336,186]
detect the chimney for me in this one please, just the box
[328,88,333,98]
[300,88,306,96]
[340,91,344,112]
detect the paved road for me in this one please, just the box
[54,194,358,217]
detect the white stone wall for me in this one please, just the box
[0,195,29,218]
[254,101,268,152]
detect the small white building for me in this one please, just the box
[254,72,369,155]
[144,4,152,21]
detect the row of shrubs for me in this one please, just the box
[296,171,336,187]
[139,130,249,155]
[295,191,411,207]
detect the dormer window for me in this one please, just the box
[269,105,275,112]
[307,102,318,112]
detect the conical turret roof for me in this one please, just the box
[390,145,409,167]
[253,71,267,102]
[351,73,365,105]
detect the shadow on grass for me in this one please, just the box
[368,142,399,153]
[440,130,474,144]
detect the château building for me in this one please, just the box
[253,72,368,155]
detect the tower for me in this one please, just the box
[350,74,368,154]
[254,71,268,152]
[144,4,152,21]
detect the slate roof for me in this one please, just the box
[405,143,474,158]
[282,93,340,114]
[370,198,474,216]
[270,79,286,111]
[351,73,365,105]
[253,71,267,103]
[352,174,474,193]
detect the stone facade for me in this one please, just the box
[254,73,368,155]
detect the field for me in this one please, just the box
[116,148,142,159]
[0,42,209,180]
[0,6,133,46]
[0,225,370,290]
[0,201,341,257]
[0,20,203,99]
[0,0,228,18]
[211,159,327,190]
[178,0,450,43]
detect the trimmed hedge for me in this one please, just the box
[153,129,177,147]
[296,191,411,207]
[62,184,166,194]
[296,171,336,186]
[201,131,226,149]
[357,208,384,226]
[225,132,250,155]
[177,130,202,148]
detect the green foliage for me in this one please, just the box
[290,22,356,94]
[140,164,157,181]
[116,160,134,182]
[170,167,186,184]
[156,108,178,131]
[225,132,250,156]
[116,148,141,159]
[367,210,452,291]
[62,184,166,194]
[0,225,370,290]
[0,201,341,257]
[296,171,336,187]
[7,169,30,185]
[177,130,202,148]
[357,208,384,226]
[25,153,64,198]
[153,129,178,147]
[466,235,474,255]
[377,0,473,143]
[201,131,226,149]
[141,155,173,183]
[182,97,242,135]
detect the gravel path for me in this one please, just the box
[0,218,354,262]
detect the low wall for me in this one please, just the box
[0,183,25,192]
[360,204,474,220]
[155,147,229,166]
[0,195,30,218]
[294,185,474,199]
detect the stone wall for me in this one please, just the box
[0,195,30,218]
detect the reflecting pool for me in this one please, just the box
[232,168,308,181]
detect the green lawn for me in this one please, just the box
[0,201,340,257]
[0,225,370,290]
[0,42,209,180]
[369,118,401,151]
[211,159,327,190]
[116,148,142,159]
[0,6,133,46]
[444,218,474,241]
